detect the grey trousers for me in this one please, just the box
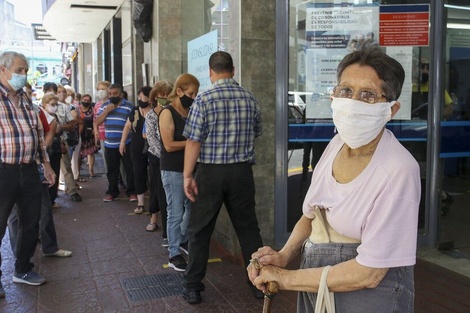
[297,240,415,313]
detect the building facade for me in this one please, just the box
[42,0,470,263]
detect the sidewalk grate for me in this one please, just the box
[121,273,184,301]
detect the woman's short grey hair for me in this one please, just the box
[0,51,28,69]
[336,47,405,101]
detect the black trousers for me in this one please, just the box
[104,145,135,197]
[130,150,148,195]
[0,163,42,275]
[148,153,167,237]
[48,150,62,204]
[184,163,263,291]
[9,184,59,255]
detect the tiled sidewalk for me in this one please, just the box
[0,169,296,312]
[0,156,469,312]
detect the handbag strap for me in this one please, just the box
[315,265,335,313]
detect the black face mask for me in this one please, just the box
[81,102,92,108]
[180,94,194,108]
[138,100,150,108]
[109,97,120,105]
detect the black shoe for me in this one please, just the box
[168,255,187,272]
[70,193,82,202]
[179,242,188,256]
[183,290,201,304]
[247,281,264,299]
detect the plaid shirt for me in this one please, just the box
[56,102,75,141]
[183,78,262,164]
[0,83,49,164]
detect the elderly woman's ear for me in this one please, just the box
[391,101,401,118]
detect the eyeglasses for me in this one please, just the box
[331,85,385,104]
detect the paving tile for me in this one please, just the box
[0,157,468,312]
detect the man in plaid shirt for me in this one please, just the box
[182,51,264,304]
[0,51,56,295]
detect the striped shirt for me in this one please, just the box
[0,83,49,164]
[98,99,133,148]
[183,78,262,164]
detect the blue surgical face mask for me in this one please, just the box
[8,72,27,91]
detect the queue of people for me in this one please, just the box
[0,47,421,311]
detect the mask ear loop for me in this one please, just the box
[330,100,337,134]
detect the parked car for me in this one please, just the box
[288,91,310,112]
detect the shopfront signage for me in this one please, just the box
[379,4,430,47]
[304,2,379,119]
[188,30,218,92]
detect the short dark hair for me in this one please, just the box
[43,82,58,94]
[139,86,152,97]
[336,47,405,101]
[108,83,123,93]
[209,51,233,73]
[81,93,92,101]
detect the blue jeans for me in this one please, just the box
[161,170,190,258]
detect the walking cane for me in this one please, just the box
[262,281,279,313]
[250,258,280,313]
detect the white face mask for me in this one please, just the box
[331,97,394,149]
[65,96,73,104]
[97,89,108,100]
[46,105,58,115]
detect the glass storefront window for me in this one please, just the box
[440,1,470,251]
[180,0,239,83]
[286,0,432,233]
[285,0,470,253]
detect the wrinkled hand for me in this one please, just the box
[247,246,289,291]
[184,177,198,202]
[43,162,56,187]
[253,265,286,292]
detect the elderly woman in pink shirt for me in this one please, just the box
[248,47,420,313]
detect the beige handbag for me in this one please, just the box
[309,205,361,244]
[309,205,361,313]
[315,265,335,313]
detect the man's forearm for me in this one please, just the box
[184,140,201,178]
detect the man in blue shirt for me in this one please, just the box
[96,83,136,202]
[182,51,264,304]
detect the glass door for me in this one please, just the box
[285,0,431,236]
[438,1,470,255]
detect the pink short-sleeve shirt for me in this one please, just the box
[303,130,421,268]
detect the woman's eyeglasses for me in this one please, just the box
[331,85,385,104]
